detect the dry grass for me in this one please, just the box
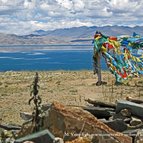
[0,70,143,125]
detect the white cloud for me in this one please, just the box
[24,0,36,9]
[73,0,85,11]
[107,0,139,13]
[109,0,137,8]
[0,0,143,34]
[56,0,73,10]
[0,0,8,3]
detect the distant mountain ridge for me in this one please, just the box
[32,25,143,38]
[0,25,143,45]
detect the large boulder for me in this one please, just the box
[44,102,131,143]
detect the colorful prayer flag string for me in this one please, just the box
[93,32,143,84]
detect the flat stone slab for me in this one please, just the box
[116,100,143,118]
[83,106,114,119]
[103,119,127,132]
[14,129,55,143]
[0,124,21,130]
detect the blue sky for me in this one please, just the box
[0,0,143,35]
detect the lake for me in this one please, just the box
[0,45,107,71]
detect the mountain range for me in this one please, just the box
[0,25,143,45]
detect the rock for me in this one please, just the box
[0,124,21,130]
[14,129,55,143]
[112,108,132,123]
[123,129,139,136]
[20,112,33,121]
[85,98,116,108]
[116,100,143,118]
[44,102,131,143]
[65,137,91,143]
[127,123,143,130]
[53,137,64,143]
[135,140,143,143]
[83,106,114,119]
[124,118,132,124]
[114,108,131,119]
[42,103,51,111]
[23,141,35,143]
[123,129,139,143]
[102,119,127,132]
[20,104,51,121]
[134,129,143,143]
[0,130,15,142]
[120,109,132,117]
[126,96,143,104]
[17,120,35,138]
[130,117,142,126]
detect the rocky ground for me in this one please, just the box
[0,70,143,125]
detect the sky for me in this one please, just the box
[0,0,143,35]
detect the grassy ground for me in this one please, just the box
[0,70,143,125]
